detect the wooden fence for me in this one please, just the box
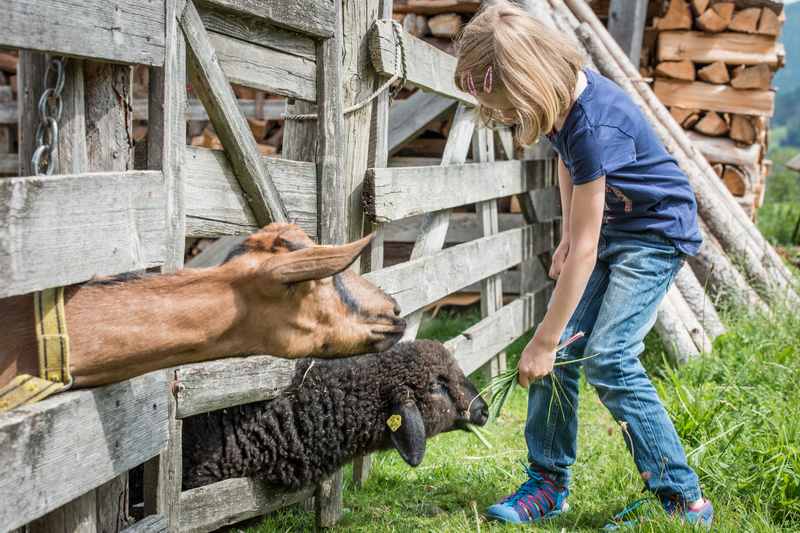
[0,0,558,531]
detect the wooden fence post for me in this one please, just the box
[144,0,187,530]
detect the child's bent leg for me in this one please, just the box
[582,239,701,504]
[525,262,609,485]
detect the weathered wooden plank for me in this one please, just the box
[0,171,165,299]
[181,0,289,227]
[653,79,774,117]
[207,30,316,101]
[658,30,781,66]
[366,224,553,316]
[0,372,169,531]
[369,19,477,104]
[447,287,553,376]
[197,2,316,61]
[179,478,315,533]
[2,0,165,65]
[121,515,168,533]
[388,92,456,155]
[364,160,545,222]
[0,98,287,125]
[198,0,335,38]
[384,213,525,243]
[394,0,482,15]
[608,0,648,67]
[0,154,17,174]
[174,355,297,418]
[183,146,317,238]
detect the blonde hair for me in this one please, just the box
[454,1,584,144]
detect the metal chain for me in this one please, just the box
[31,56,66,175]
[283,20,408,121]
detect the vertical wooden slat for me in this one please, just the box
[23,54,99,533]
[474,126,506,378]
[608,0,648,68]
[352,0,393,490]
[145,1,186,531]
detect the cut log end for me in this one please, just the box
[729,7,762,34]
[722,165,748,196]
[731,64,772,90]
[656,0,693,30]
[694,111,729,136]
[656,60,696,81]
[697,61,729,84]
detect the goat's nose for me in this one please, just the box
[393,302,401,316]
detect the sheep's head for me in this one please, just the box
[383,340,489,467]
[223,223,405,358]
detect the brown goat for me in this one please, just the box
[0,224,405,388]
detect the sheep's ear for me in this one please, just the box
[387,402,426,467]
[267,234,373,283]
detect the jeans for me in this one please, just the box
[525,228,702,503]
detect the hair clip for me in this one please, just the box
[466,71,478,96]
[483,66,493,94]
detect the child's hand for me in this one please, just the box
[549,239,570,279]
[517,336,557,387]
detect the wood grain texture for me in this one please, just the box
[657,30,781,66]
[0,171,166,299]
[207,30,316,101]
[366,224,552,317]
[174,355,298,418]
[179,478,314,533]
[0,372,169,531]
[181,0,289,227]
[384,213,526,243]
[120,515,167,533]
[653,79,774,116]
[198,0,336,38]
[388,92,456,155]
[183,146,316,238]
[197,2,316,61]
[369,19,476,104]
[1,0,165,65]
[446,287,553,376]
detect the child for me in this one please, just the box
[454,2,713,528]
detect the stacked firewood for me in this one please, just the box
[392,0,482,55]
[0,51,18,177]
[641,0,785,218]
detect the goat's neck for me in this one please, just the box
[66,269,244,386]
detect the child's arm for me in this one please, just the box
[518,175,605,387]
[550,158,573,279]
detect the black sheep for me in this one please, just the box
[182,340,490,490]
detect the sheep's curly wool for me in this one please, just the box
[182,340,474,490]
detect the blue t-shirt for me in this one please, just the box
[546,68,702,256]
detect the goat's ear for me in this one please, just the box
[268,234,373,284]
[387,401,426,467]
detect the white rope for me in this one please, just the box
[282,21,407,121]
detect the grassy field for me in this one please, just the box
[248,304,799,532]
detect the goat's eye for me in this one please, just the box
[429,381,447,394]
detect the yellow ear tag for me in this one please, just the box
[386,414,402,432]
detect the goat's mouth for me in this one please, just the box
[370,318,406,351]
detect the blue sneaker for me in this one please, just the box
[486,465,569,524]
[603,496,714,530]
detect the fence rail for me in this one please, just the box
[0,1,559,531]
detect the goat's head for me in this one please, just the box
[223,223,405,358]
[383,340,489,467]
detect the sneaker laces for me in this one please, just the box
[501,463,563,519]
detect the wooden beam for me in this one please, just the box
[197,0,336,38]
[197,2,316,62]
[174,356,297,418]
[364,160,542,222]
[608,0,648,67]
[183,146,317,238]
[369,19,477,105]
[1,0,165,65]
[393,0,482,15]
[446,287,553,376]
[179,478,314,533]
[384,213,525,243]
[121,515,167,533]
[0,372,169,531]
[658,30,782,66]
[366,224,553,317]
[206,30,316,101]
[388,92,456,155]
[0,171,165,299]
[686,130,761,167]
[181,0,289,227]
[653,79,774,116]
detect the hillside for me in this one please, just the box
[774,2,800,94]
